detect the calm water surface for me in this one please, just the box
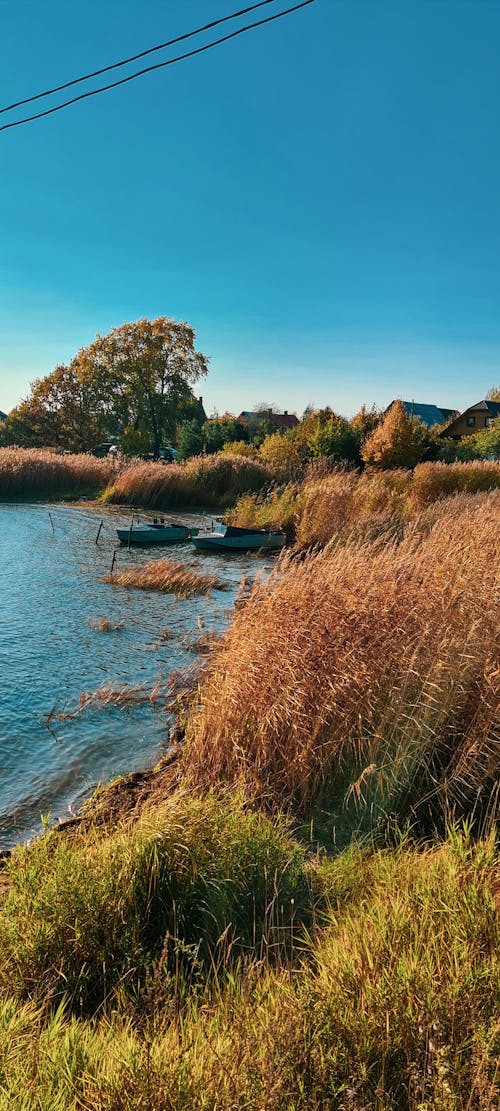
[0,503,272,847]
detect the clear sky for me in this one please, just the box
[1,0,499,418]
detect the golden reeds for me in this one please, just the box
[0,447,113,495]
[183,491,500,826]
[102,453,274,509]
[105,558,224,597]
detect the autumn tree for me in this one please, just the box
[1,318,208,455]
[75,317,208,458]
[0,365,105,451]
[361,400,429,469]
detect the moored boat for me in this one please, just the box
[191,524,286,552]
[117,519,199,545]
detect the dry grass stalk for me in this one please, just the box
[183,491,500,824]
[104,558,224,597]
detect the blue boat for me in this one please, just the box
[191,524,286,552]
[117,519,199,545]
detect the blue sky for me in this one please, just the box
[1,0,499,418]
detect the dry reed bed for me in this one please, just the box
[232,461,500,547]
[105,558,224,597]
[102,452,274,509]
[0,447,113,495]
[184,491,500,826]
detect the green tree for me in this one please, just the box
[176,420,204,461]
[361,400,430,469]
[75,317,208,458]
[0,318,208,456]
[202,417,247,454]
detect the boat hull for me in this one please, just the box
[117,525,198,545]
[191,531,285,552]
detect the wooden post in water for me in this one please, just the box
[127,516,134,550]
[110,549,117,574]
[95,519,103,544]
[48,512,55,533]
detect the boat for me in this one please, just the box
[191,524,286,552]
[116,518,199,545]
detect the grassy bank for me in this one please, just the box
[0,819,497,1108]
[0,473,498,1107]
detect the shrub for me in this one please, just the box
[229,483,301,536]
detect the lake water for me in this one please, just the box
[0,502,272,848]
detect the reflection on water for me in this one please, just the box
[0,502,274,847]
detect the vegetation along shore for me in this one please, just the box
[0,439,498,1107]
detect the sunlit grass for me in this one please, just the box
[184,491,500,831]
[102,453,274,509]
[0,829,497,1109]
[105,558,224,597]
[0,446,113,496]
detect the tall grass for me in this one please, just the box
[0,792,307,1014]
[105,558,224,597]
[184,492,500,830]
[102,453,274,509]
[230,461,500,547]
[0,447,113,497]
[0,831,496,1109]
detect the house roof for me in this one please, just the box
[0,411,6,421]
[237,410,299,429]
[387,401,458,428]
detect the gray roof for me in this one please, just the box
[0,411,7,421]
[387,401,458,428]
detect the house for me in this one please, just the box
[385,401,458,428]
[237,409,299,430]
[440,399,500,439]
[0,411,6,421]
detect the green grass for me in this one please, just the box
[0,826,497,1109]
[0,792,308,1015]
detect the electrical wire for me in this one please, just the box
[0,0,279,116]
[0,0,318,134]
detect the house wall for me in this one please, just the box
[448,410,493,438]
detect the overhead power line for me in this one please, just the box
[0,0,318,134]
[0,0,279,117]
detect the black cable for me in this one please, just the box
[0,0,279,116]
[0,0,317,134]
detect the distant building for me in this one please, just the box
[440,399,500,439]
[237,409,299,430]
[385,401,458,428]
[0,410,6,421]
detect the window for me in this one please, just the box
[485,417,491,427]
[466,415,475,428]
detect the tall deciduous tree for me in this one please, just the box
[0,318,208,455]
[75,317,208,458]
[361,400,429,469]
